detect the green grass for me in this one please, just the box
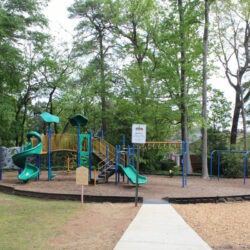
[0,192,79,250]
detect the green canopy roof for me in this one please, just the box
[40,112,60,124]
[69,114,88,127]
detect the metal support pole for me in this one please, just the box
[48,124,51,181]
[218,153,221,180]
[106,144,109,181]
[135,145,140,207]
[89,130,92,182]
[128,145,130,165]
[115,145,118,184]
[132,144,135,166]
[185,141,188,186]
[181,141,185,188]
[210,151,215,178]
[77,125,81,168]
[118,145,120,183]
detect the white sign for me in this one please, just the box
[132,124,147,144]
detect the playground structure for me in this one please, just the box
[0,111,191,188]
[7,131,189,187]
[32,133,148,185]
[6,112,149,185]
[210,150,249,184]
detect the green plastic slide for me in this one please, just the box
[118,164,147,185]
[12,131,42,182]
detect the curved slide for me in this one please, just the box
[118,164,147,185]
[12,131,42,182]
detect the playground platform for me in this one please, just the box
[1,171,250,203]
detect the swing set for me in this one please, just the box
[210,150,249,184]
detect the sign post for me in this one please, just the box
[76,167,88,204]
[132,124,146,207]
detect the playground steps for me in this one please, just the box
[92,138,117,183]
[98,165,116,181]
[92,150,106,162]
[90,165,116,184]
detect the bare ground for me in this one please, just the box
[173,202,250,250]
[49,203,140,250]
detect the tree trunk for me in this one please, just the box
[99,32,107,133]
[178,0,193,174]
[239,74,248,150]
[201,0,209,178]
[47,87,58,134]
[230,89,241,145]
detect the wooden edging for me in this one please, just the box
[166,195,250,204]
[0,184,143,203]
[1,183,250,204]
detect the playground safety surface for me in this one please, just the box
[1,171,250,203]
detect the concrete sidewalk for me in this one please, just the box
[114,203,211,250]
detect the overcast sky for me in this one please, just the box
[45,0,235,104]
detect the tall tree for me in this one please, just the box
[69,0,115,133]
[201,0,211,178]
[213,0,250,148]
[110,0,158,122]
[176,0,203,173]
[0,0,48,145]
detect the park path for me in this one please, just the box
[114,202,211,250]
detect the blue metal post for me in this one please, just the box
[47,124,51,181]
[218,153,221,180]
[132,144,135,166]
[181,141,185,188]
[126,144,129,184]
[118,145,120,183]
[210,151,215,177]
[115,145,118,184]
[77,125,81,168]
[128,145,130,165]
[185,141,188,186]
[89,130,92,182]
[106,144,109,180]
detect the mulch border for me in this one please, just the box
[0,183,143,203]
[167,195,250,204]
[1,182,250,204]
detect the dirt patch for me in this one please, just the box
[173,202,250,249]
[49,203,140,250]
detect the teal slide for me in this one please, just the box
[119,164,147,185]
[12,131,42,182]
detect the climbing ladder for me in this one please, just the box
[92,138,117,183]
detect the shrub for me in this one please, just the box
[221,154,244,178]
[160,159,176,170]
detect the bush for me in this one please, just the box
[221,154,244,178]
[160,159,176,170]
